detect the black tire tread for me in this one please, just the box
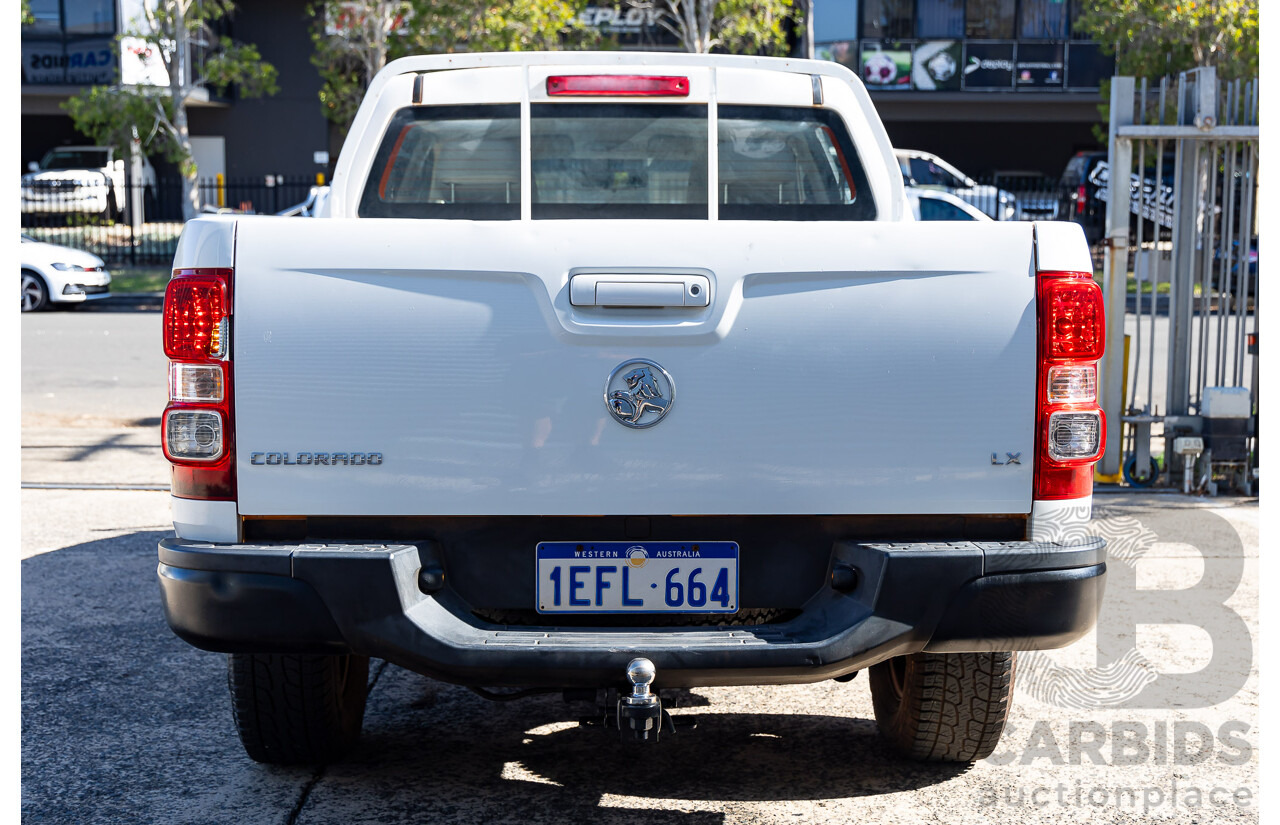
[227,653,369,765]
[869,651,1015,762]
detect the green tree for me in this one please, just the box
[310,0,597,136]
[1075,0,1258,81]
[21,1,34,25]
[62,0,279,220]
[650,0,799,55]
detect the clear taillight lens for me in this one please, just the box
[169,363,224,403]
[165,410,224,461]
[1047,411,1102,461]
[1047,364,1097,403]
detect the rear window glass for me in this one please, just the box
[531,103,708,219]
[718,106,875,220]
[360,103,876,220]
[359,104,520,219]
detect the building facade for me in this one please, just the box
[21,0,330,183]
[813,0,1111,176]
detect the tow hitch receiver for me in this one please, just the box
[618,658,674,744]
[618,658,662,743]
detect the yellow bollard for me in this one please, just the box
[216,173,225,208]
[316,173,325,186]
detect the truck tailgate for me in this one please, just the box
[231,218,1037,516]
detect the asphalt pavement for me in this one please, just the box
[20,303,1259,824]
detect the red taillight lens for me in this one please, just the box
[1076,184,1087,215]
[1034,270,1105,500]
[164,269,231,360]
[546,75,690,97]
[1042,275,1104,360]
[163,267,234,500]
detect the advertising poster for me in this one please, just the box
[860,42,913,89]
[961,42,1014,89]
[1016,43,1066,88]
[817,41,859,74]
[912,41,962,91]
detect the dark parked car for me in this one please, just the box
[1059,150,1176,245]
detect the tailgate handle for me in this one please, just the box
[570,274,710,308]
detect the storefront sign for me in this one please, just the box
[961,42,1014,90]
[22,39,115,85]
[1015,43,1065,88]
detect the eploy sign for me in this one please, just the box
[577,5,663,34]
[23,39,115,85]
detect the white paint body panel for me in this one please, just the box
[171,497,239,543]
[1033,220,1093,273]
[230,218,1039,516]
[1026,496,1094,542]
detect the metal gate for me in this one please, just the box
[1099,68,1259,493]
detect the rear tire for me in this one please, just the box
[869,651,1015,762]
[227,653,369,765]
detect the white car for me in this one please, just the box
[21,145,157,219]
[906,188,993,221]
[895,149,1017,221]
[21,234,112,312]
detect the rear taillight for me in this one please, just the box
[1034,271,1106,499]
[1076,184,1087,215]
[546,75,690,97]
[163,272,229,359]
[163,268,234,499]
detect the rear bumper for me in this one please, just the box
[157,535,1105,688]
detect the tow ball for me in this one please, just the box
[617,658,664,744]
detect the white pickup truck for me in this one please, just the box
[157,51,1107,766]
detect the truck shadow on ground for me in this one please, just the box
[321,666,970,821]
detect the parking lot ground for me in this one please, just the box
[20,488,1258,825]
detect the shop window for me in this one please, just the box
[813,0,860,43]
[24,0,62,36]
[1020,0,1069,39]
[917,0,963,38]
[862,0,913,40]
[1069,0,1093,39]
[965,0,1015,38]
[64,0,116,36]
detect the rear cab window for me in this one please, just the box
[359,100,877,220]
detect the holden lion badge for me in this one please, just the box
[605,359,675,429]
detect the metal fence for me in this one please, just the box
[20,176,321,266]
[1098,68,1259,494]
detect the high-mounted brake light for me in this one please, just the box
[163,267,235,500]
[1034,271,1106,499]
[546,75,690,97]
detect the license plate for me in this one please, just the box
[536,541,738,614]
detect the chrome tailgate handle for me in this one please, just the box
[569,273,710,307]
